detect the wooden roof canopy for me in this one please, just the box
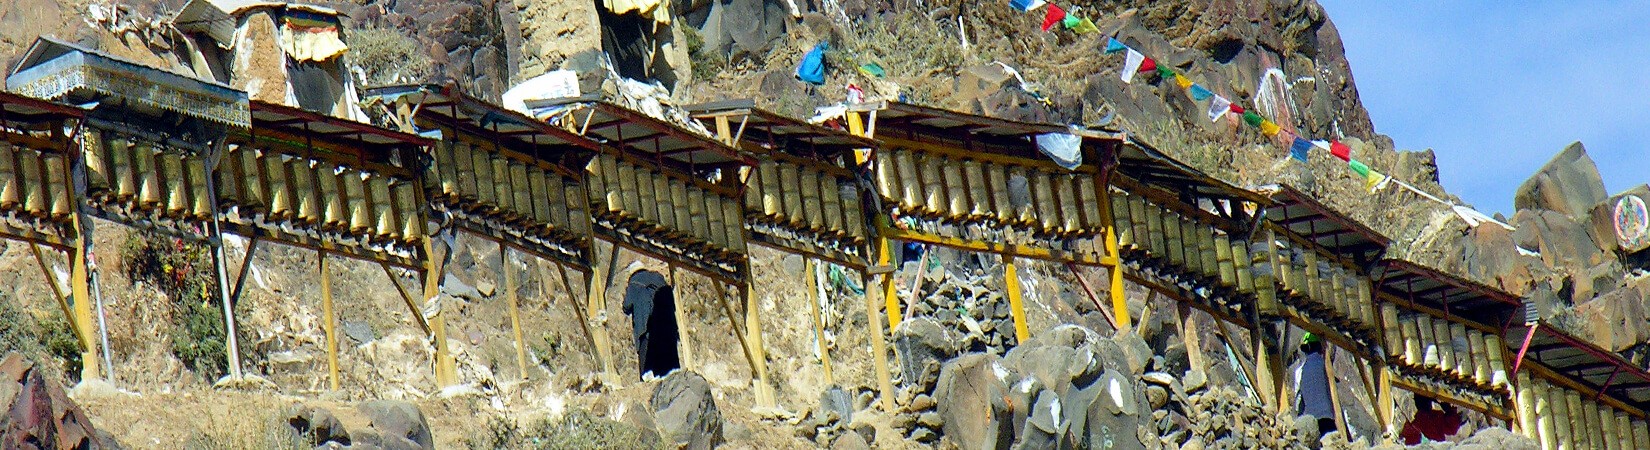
[856,100,1075,161]
[686,99,877,160]
[1371,258,1522,328]
[531,96,752,172]
[239,100,431,179]
[1260,184,1390,262]
[363,83,599,176]
[1509,322,1650,415]
[0,90,83,152]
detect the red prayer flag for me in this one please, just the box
[1041,4,1066,31]
[1138,57,1157,74]
[1330,141,1351,161]
[1229,104,1244,114]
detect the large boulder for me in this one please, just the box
[892,317,961,389]
[1515,142,1608,219]
[1573,286,1648,352]
[288,405,351,446]
[650,371,723,450]
[0,354,107,450]
[932,353,1012,450]
[356,400,433,450]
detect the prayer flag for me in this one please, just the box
[1156,66,1174,80]
[1259,119,1280,137]
[858,63,886,78]
[1105,38,1128,54]
[796,42,828,85]
[1365,169,1386,191]
[1121,49,1147,83]
[1207,96,1232,122]
[1072,17,1099,34]
[1139,57,1157,75]
[1242,111,1262,127]
[1329,141,1351,162]
[1010,0,1046,12]
[1190,84,1213,101]
[1174,74,1193,89]
[1042,4,1066,31]
[1349,160,1370,178]
[1062,15,1081,29]
[1290,137,1312,162]
[1229,104,1245,114]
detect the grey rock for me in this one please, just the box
[820,386,854,425]
[356,400,433,450]
[289,405,350,446]
[650,371,723,450]
[933,353,1013,450]
[892,317,960,389]
[910,427,939,443]
[1515,142,1608,219]
[917,411,943,428]
[830,431,870,450]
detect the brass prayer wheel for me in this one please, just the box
[287,159,318,225]
[1486,333,1508,387]
[821,176,845,236]
[111,137,136,201]
[1078,175,1102,233]
[873,152,897,203]
[759,161,782,220]
[1468,328,1489,385]
[687,184,710,245]
[82,130,110,196]
[1400,315,1422,365]
[1198,225,1218,279]
[1161,208,1184,266]
[920,154,944,218]
[315,164,345,230]
[635,167,659,228]
[237,148,266,211]
[135,143,161,209]
[393,182,422,243]
[942,160,967,220]
[1215,234,1235,286]
[185,156,212,220]
[653,172,677,234]
[800,168,824,230]
[433,139,459,200]
[471,146,497,207]
[617,160,642,221]
[722,193,745,253]
[988,164,1014,222]
[841,183,866,240]
[1055,174,1082,234]
[780,163,803,224]
[43,154,69,221]
[706,193,727,250]
[161,153,188,217]
[894,151,921,213]
[371,176,396,240]
[454,142,479,201]
[0,144,23,210]
[345,170,372,233]
[964,160,990,218]
[1381,303,1402,358]
[669,178,691,238]
[491,157,514,215]
[1232,240,1254,294]
[262,153,292,220]
[526,168,550,226]
[510,162,532,223]
[18,149,43,217]
[564,179,590,237]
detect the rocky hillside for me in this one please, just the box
[0,0,1638,448]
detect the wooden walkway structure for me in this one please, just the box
[3,36,1649,444]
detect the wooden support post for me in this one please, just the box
[741,282,776,408]
[668,265,696,372]
[862,270,895,411]
[1178,302,1204,371]
[1002,254,1031,344]
[1325,347,1347,436]
[502,248,529,381]
[1252,323,1283,412]
[878,236,901,330]
[202,143,240,380]
[31,244,92,374]
[380,262,431,334]
[319,251,340,391]
[805,259,834,384]
[423,240,458,388]
[1377,363,1395,443]
[69,218,100,381]
[552,262,614,381]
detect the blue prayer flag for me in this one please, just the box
[796,43,828,85]
[1290,137,1313,162]
[1010,0,1046,11]
[1189,84,1213,101]
[1105,38,1127,54]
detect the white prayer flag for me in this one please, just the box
[1206,96,1232,122]
[1121,49,1146,84]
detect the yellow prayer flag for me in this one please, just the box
[1259,120,1280,137]
[1174,74,1193,89]
[1366,169,1385,191]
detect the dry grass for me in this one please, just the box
[349,27,435,86]
[180,406,305,450]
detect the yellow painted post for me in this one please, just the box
[1377,363,1395,443]
[805,258,834,384]
[69,221,100,380]
[1002,254,1031,343]
[742,283,776,408]
[1096,180,1129,330]
[319,251,340,390]
[423,240,458,387]
[878,236,902,330]
[502,248,529,381]
[862,270,895,411]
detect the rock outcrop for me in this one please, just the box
[650,370,723,450]
[0,354,112,450]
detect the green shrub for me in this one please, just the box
[123,233,250,380]
[465,409,664,450]
[0,297,80,381]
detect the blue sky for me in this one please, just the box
[1317,1,1650,215]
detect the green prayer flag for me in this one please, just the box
[1062,16,1081,29]
[1156,66,1175,79]
[858,63,886,78]
[1242,111,1263,127]
[1349,160,1371,178]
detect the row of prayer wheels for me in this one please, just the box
[215,146,423,245]
[426,139,590,245]
[81,130,211,221]
[1516,373,1650,450]
[1112,191,1255,299]
[588,153,746,261]
[874,148,1107,237]
[1381,305,1508,391]
[0,141,72,224]
[746,160,866,248]
[1264,238,1379,333]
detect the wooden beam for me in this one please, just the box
[862,268,896,411]
[502,247,530,381]
[804,258,834,384]
[319,250,340,390]
[423,239,458,387]
[1003,254,1031,343]
[379,262,431,334]
[878,236,902,330]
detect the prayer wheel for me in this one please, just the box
[635,168,660,229]
[988,164,1014,222]
[1198,225,1218,280]
[618,161,643,222]
[433,139,459,200]
[801,169,824,230]
[1250,239,1277,314]
[18,150,43,217]
[1550,382,1572,449]
[596,155,621,215]
[1486,333,1508,388]
[1008,167,1036,227]
[1215,234,1236,286]
[1300,251,1320,301]
[394,182,422,243]
[706,193,727,250]
[213,151,240,209]
[779,163,803,224]
[186,156,212,220]
[842,182,866,241]
[1127,195,1149,252]
[1401,315,1422,365]
[1450,323,1471,378]
[455,142,479,201]
[545,171,570,233]
[894,151,921,213]
[345,170,372,234]
[1468,328,1490,385]
[1431,317,1453,373]
[1144,202,1166,259]
[111,137,136,201]
[161,153,188,217]
[921,155,945,218]
[1031,171,1060,232]
[1113,193,1135,250]
[942,160,968,220]
[1633,419,1649,450]
[669,178,691,238]
[317,164,346,231]
[261,153,292,220]
[371,176,396,240]
[1078,176,1103,233]
[491,157,514,215]
[1532,377,1557,450]
[742,163,762,218]
[687,184,710,245]
[43,154,69,220]
[964,160,990,218]
[237,149,265,211]
[471,146,496,207]
[82,131,110,196]
[653,172,678,235]
[288,159,318,225]
[1381,303,1402,358]
[722,193,745,253]
[1583,400,1603,450]
[526,168,550,226]
[821,176,845,236]
[0,145,21,210]
[1616,412,1632,450]
[1232,240,1255,294]
[1162,208,1184,267]
[758,161,782,220]
[1179,218,1202,273]
[564,179,590,237]
[873,152,897,203]
[135,143,161,209]
[1417,314,1439,367]
[1356,277,1375,326]
[1055,175,1082,234]
[511,163,533,223]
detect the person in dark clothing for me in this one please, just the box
[622,270,680,378]
[1295,333,1337,437]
